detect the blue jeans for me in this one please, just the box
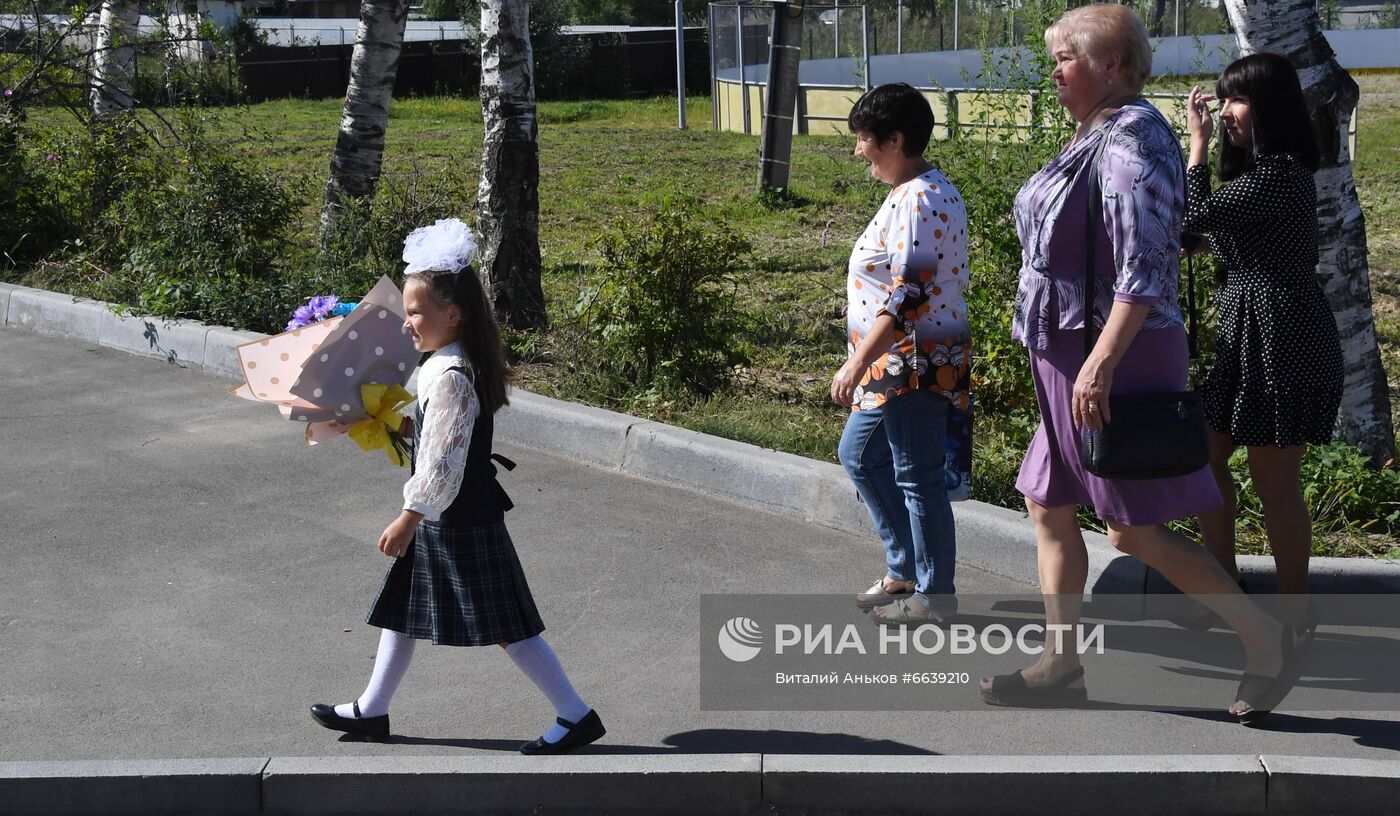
[838,390,957,603]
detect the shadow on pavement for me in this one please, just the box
[1165,710,1400,750]
[347,730,940,755]
[661,729,938,755]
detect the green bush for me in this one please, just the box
[575,198,751,397]
[121,16,248,107]
[1232,442,1400,545]
[1,105,30,267]
[293,162,475,316]
[15,113,299,330]
[12,106,478,334]
[6,116,159,274]
[130,53,243,108]
[115,148,300,328]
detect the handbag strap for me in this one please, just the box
[1083,130,1198,368]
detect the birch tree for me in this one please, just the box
[1225,0,1395,465]
[89,0,139,116]
[321,0,409,231]
[476,0,546,329]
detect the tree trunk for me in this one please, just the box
[477,0,547,330]
[1225,0,1395,465]
[320,0,409,232]
[1148,0,1168,37]
[90,1,140,116]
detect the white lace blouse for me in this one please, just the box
[402,342,479,521]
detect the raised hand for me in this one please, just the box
[1187,86,1214,145]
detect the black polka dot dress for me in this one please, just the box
[1184,153,1343,447]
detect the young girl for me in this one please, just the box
[310,218,605,754]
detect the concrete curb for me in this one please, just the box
[4,754,1399,815]
[4,282,1397,594]
[0,758,268,816]
[761,754,1267,816]
[260,755,761,815]
[1260,755,1400,816]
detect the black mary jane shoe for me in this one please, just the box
[519,709,606,756]
[309,701,390,741]
[980,665,1088,708]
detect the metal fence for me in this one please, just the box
[237,26,706,101]
[708,2,1362,160]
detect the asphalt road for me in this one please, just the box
[3,327,1398,762]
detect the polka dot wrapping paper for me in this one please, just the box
[229,275,421,459]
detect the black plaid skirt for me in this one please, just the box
[366,521,545,647]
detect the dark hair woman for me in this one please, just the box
[836,82,973,625]
[1185,52,1341,629]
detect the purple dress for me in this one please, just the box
[1010,102,1221,526]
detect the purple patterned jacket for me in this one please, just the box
[1011,101,1186,351]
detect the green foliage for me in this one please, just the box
[298,162,474,315]
[1232,443,1400,542]
[0,104,29,266]
[21,113,303,330]
[460,0,609,100]
[130,52,244,108]
[570,0,709,25]
[118,154,297,328]
[575,198,751,397]
[756,184,811,211]
[5,114,147,271]
[421,0,461,22]
[1318,0,1342,30]
[12,106,476,335]
[948,0,1072,493]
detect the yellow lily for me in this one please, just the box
[347,383,415,467]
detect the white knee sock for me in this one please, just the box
[504,636,591,743]
[336,628,416,719]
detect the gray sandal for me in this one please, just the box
[871,597,954,626]
[856,577,915,610]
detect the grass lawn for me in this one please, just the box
[16,72,1399,555]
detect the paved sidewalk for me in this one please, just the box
[5,326,1400,769]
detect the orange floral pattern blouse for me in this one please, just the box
[845,167,973,499]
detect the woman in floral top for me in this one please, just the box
[834,83,971,625]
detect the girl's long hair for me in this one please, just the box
[1215,52,1320,182]
[413,267,511,414]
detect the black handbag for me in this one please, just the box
[1078,137,1209,480]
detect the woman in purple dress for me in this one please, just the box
[976,4,1310,723]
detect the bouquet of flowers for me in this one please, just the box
[286,295,357,332]
[230,276,421,466]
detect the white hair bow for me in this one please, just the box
[402,218,479,275]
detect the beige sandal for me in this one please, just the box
[856,577,915,610]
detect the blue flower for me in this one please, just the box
[285,295,344,331]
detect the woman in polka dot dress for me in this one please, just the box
[835,83,972,625]
[309,220,605,755]
[1185,53,1343,612]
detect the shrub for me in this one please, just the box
[291,161,475,317]
[575,198,751,397]
[17,113,302,331]
[1233,442,1400,545]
